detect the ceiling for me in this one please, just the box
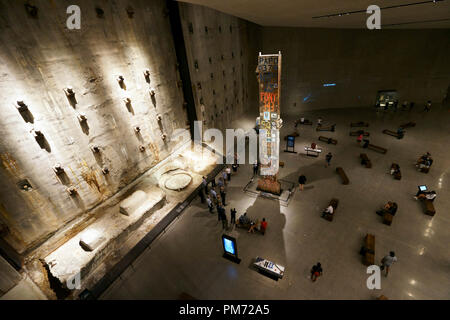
[178,0,450,28]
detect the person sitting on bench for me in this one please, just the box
[321,205,334,218]
[414,191,436,202]
[317,117,323,127]
[376,202,397,216]
[396,127,405,139]
[249,218,267,234]
[362,139,370,148]
[390,164,400,176]
[239,212,251,225]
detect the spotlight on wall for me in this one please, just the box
[67,186,77,196]
[156,114,162,122]
[149,88,156,96]
[90,145,100,153]
[117,75,125,88]
[24,3,38,18]
[15,100,28,112]
[101,167,109,175]
[134,126,141,133]
[64,86,75,98]
[126,6,134,18]
[139,145,145,152]
[161,133,167,140]
[53,163,65,175]
[77,113,87,122]
[143,69,150,83]
[95,7,104,18]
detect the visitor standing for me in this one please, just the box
[380,251,397,277]
[310,263,323,282]
[210,188,217,200]
[225,166,231,181]
[409,101,415,111]
[424,100,431,112]
[230,208,236,225]
[325,152,332,167]
[206,196,214,213]
[219,208,227,230]
[253,161,258,176]
[220,185,227,206]
[402,100,408,111]
[298,174,307,191]
[202,176,208,194]
[198,187,205,203]
[222,171,228,185]
[317,117,323,127]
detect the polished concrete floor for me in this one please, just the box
[101,106,450,300]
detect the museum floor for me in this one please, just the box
[103,106,447,299]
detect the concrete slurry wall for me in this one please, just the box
[179,2,261,131]
[261,27,450,115]
[0,0,189,255]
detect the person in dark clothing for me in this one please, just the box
[396,127,404,139]
[325,152,332,167]
[219,209,227,229]
[232,163,238,172]
[230,208,236,225]
[202,176,208,194]
[424,100,431,112]
[217,205,225,221]
[298,174,307,191]
[253,162,258,176]
[310,263,323,282]
[198,188,205,203]
[211,179,216,188]
[409,101,414,111]
[363,139,370,148]
[220,186,227,206]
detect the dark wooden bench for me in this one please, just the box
[295,119,312,126]
[383,212,393,226]
[420,167,430,173]
[316,124,336,132]
[362,234,375,266]
[318,136,337,145]
[390,163,401,180]
[336,167,349,185]
[368,144,387,154]
[400,121,416,129]
[423,199,436,216]
[382,129,403,139]
[350,130,370,137]
[350,121,369,127]
[322,198,339,221]
[360,153,372,168]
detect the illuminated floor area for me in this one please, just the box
[100,106,449,300]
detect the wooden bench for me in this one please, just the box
[295,119,312,126]
[360,153,372,168]
[423,199,436,216]
[279,161,285,168]
[400,121,416,129]
[368,144,387,154]
[336,167,349,185]
[383,213,393,226]
[382,129,403,139]
[318,136,337,145]
[322,198,339,221]
[377,295,389,300]
[390,163,401,180]
[350,130,370,136]
[362,234,375,266]
[350,121,369,127]
[316,124,336,132]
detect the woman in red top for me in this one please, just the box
[357,133,363,144]
[260,218,268,235]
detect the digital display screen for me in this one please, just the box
[287,136,295,147]
[419,185,427,192]
[222,235,237,257]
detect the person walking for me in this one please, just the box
[325,152,332,167]
[222,171,228,185]
[206,196,214,213]
[220,185,227,206]
[225,166,231,181]
[380,251,397,277]
[253,161,258,176]
[424,100,431,112]
[298,174,306,191]
[230,208,236,225]
[310,262,323,282]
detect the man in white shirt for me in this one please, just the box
[380,251,397,277]
[321,205,334,218]
[225,166,231,181]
